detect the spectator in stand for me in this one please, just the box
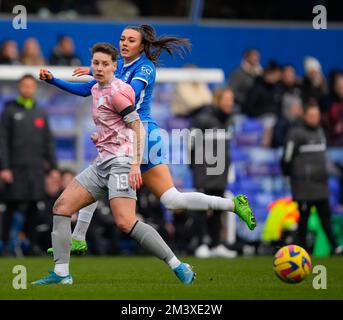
[170,64,213,117]
[243,61,282,146]
[0,40,21,65]
[271,94,303,148]
[228,48,263,111]
[0,74,59,256]
[279,65,302,106]
[321,73,343,146]
[49,35,81,66]
[302,56,327,105]
[20,37,46,66]
[271,65,304,148]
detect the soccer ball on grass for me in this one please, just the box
[273,245,312,284]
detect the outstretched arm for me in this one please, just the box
[39,68,95,97]
[72,69,147,100]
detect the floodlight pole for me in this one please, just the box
[191,0,204,24]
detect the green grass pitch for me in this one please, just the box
[0,256,342,300]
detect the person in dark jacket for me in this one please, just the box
[243,62,281,118]
[228,48,263,111]
[244,62,282,146]
[0,74,59,255]
[271,94,303,148]
[189,87,237,258]
[0,39,21,65]
[49,35,81,66]
[281,104,343,255]
[301,56,327,106]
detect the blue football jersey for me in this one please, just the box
[115,55,155,122]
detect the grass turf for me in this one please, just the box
[0,256,342,300]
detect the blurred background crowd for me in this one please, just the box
[0,0,342,258]
[1,0,342,20]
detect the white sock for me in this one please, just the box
[54,263,69,277]
[210,196,235,211]
[78,202,98,223]
[72,220,90,241]
[167,256,181,270]
[72,202,98,240]
[160,187,235,211]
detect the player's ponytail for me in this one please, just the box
[125,25,191,65]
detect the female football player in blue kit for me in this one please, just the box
[41,25,256,259]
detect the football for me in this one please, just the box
[273,245,312,284]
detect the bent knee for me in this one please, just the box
[161,199,178,211]
[53,197,72,216]
[160,187,185,210]
[116,218,136,234]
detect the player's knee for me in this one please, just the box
[53,197,71,216]
[115,217,135,234]
[160,187,185,210]
[52,197,63,214]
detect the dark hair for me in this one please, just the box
[304,102,319,113]
[213,87,234,106]
[264,60,281,73]
[1,39,16,47]
[19,74,36,83]
[282,64,295,70]
[58,35,71,42]
[243,48,259,57]
[91,42,119,62]
[124,25,191,65]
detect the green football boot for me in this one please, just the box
[233,195,256,231]
[47,239,88,256]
